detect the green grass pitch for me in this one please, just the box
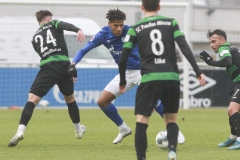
[0,108,239,160]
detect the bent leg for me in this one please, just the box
[98,90,123,126]
[98,90,131,144]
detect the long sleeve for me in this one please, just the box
[175,36,202,77]
[57,21,80,33]
[72,31,104,64]
[119,48,132,84]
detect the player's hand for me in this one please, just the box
[68,64,77,78]
[199,51,213,65]
[197,73,206,87]
[73,77,78,83]
[119,79,127,93]
[76,30,85,43]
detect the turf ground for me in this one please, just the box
[0,108,239,160]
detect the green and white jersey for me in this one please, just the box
[32,20,70,67]
[218,42,240,84]
[123,15,184,83]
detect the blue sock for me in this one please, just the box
[101,103,123,126]
[154,100,164,118]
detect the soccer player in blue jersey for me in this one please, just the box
[68,8,185,144]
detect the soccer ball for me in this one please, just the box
[39,99,49,109]
[156,130,168,150]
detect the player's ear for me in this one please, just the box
[108,21,111,26]
[220,37,226,44]
[158,5,161,11]
[46,16,52,22]
[141,5,144,11]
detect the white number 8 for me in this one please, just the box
[150,29,164,56]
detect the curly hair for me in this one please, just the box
[106,8,126,22]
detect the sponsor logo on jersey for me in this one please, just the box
[42,48,61,57]
[108,45,122,55]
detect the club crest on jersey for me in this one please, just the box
[108,45,121,55]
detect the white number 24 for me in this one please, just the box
[35,29,57,53]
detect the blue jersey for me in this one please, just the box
[72,25,140,70]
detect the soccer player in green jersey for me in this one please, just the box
[118,0,206,159]
[200,29,240,150]
[8,10,86,147]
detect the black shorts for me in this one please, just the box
[29,62,73,97]
[135,80,180,117]
[230,83,240,104]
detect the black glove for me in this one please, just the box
[199,51,213,65]
[68,64,77,78]
[119,79,127,86]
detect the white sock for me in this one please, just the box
[230,134,237,140]
[74,123,81,131]
[17,124,26,134]
[118,122,128,130]
[237,137,240,142]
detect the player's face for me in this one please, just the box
[209,34,225,53]
[108,20,124,37]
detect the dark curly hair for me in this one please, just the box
[106,8,126,22]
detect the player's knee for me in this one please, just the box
[64,94,75,104]
[97,99,106,108]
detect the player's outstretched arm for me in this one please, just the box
[199,51,232,67]
[72,31,103,65]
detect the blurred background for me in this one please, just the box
[0,0,239,108]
